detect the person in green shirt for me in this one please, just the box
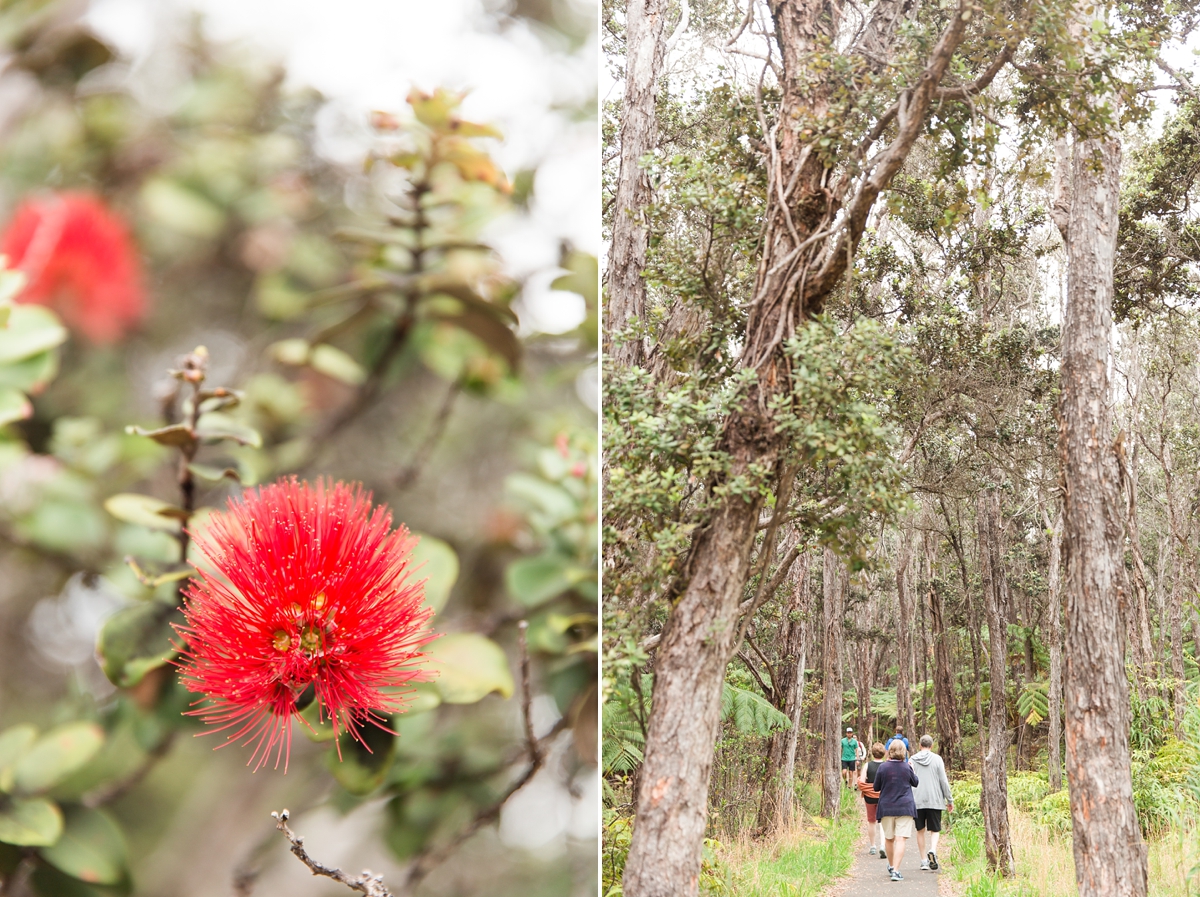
[841,728,861,786]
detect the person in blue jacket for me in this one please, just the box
[884,724,911,759]
[872,739,919,881]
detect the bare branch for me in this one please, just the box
[271,810,393,897]
[1155,57,1199,97]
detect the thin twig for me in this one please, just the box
[393,379,463,489]
[82,731,177,808]
[271,810,393,897]
[517,621,542,766]
[398,620,555,890]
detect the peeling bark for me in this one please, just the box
[1057,132,1148,897]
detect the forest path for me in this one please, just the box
[826,804,942,897]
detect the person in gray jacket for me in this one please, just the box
[910,734,953,871]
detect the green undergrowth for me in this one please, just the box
[711,793,859,897]
[602,787,859,897]
[944,772,1200,897]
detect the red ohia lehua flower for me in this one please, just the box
[0,191,147,343]
[176,478,435,771]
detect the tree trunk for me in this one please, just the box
[1169,559,1187,739]
[756,549,811,833]
[918,583,930,735]
[1057,132,1148,897]
[896,530,916,737]
[820,547,845,818]
[942,498,986,771]
[928,543,961,774]
[604,0,669,367]
[1045,509,1065,793]
[622,2,979,890]
[977,489,1014,877]
[622,462,766,897]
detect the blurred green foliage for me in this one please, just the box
[0,2,597,895]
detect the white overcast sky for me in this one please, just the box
[86,0,599,336]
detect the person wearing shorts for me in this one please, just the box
[857,742,887,856]
[840,728,860,785]
[910,734,954,871]
[871,739,919,881]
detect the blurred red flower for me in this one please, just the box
[176,478,435,771]
[0,192,147,343]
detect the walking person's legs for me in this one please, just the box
[881,815,913,879]
[922,808,943,869]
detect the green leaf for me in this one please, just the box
[401,683,441,716]
[269,338,311,366]
[0,306,68,365]
[103,494,183,532]
[0,725,37,793]
[410,534,458,613]
[429,308,520,371]
[12,725,104,796]
[428,633,514,704]
[550,251,598,308]
[721,684,791,735]
[96,603,179,688]
[124,424,196,448]
[326,724,395,795]
[140,179,226,239]
[0,388,32,428]
[0,348,58,393]
[506,552,587,608]
[0,797,62,847]
[0,266,26,307]
[39,807,127,886]
[309,344,367,386]
[297,700,338,743]
[506,473,577,520]
[187,463,241,483]
[423,282,517,324]
[16,501,107,554]
[194,412,262,448]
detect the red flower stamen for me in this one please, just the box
[175,478,435,772]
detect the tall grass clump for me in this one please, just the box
[720,811,858,896]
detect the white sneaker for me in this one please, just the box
[869,846,878,855]
[920,861,930,871]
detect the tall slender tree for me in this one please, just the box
[977,489,1015,876]
[605,0,670,367]
[1056,123,1148,896]
[820,547,846,818]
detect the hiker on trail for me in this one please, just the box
[856,742,887,857]
[911,734,954,872]
[872,739,919,882]
[841,728,860,786]
[884,724,910,759]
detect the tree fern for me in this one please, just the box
[721,683,792,735]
